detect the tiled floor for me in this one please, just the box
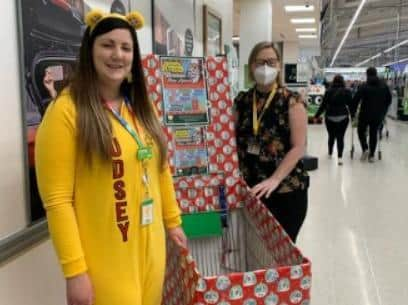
[297,120,408,305]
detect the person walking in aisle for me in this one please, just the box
[314,74,352,165]
[351,67,392,163]
[35,10,186,305]
[234,41,309,243]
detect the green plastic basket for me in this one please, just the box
[181,211,222,239]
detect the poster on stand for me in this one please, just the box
[160,56,209,125]
[172,127,209,176]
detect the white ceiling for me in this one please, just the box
[232,0,321,58]
[320,0,408,66]
[271,0,321,48]
[233,0,321,54]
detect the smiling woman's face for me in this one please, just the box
[92,28,134,86]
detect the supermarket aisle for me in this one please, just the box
[298,120,408,305]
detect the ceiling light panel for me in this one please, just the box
[330,0,368,67]
[285,5,315,12]
[383,39,408,53]
[296,28,317,32]
[299,34,318,39]
[291,18,316,24]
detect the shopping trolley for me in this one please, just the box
[350,119,388,160]
[350,125,356,159]
[377,117,391,160]
[350,115,357,159]
[379,119,390,140]
[348,107,356,159]
[141,54,312,305]
[162,188,312,305]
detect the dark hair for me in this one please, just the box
[331,74,345,88]
[366,67,377,77]
[110,0,126,14]
[69,17,167,167]
[247,41,282,86]
[366,67,379,85]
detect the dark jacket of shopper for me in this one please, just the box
[315,87,352,118]
[351,77,392,122]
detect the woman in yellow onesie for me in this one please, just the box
[35,10,186,305]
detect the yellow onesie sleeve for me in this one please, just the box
[35,95,87,278]
[159,165,182,229]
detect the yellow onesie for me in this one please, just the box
[35,90,181,305]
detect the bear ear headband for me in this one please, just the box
[85,9,144,33]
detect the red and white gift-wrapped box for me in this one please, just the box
[142,55,312,305]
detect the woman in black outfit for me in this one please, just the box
[234,41,309,243]
[314,74,352,165]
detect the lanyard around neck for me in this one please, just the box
[104,97,145,149]
[252,84,277,136]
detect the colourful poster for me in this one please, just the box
[160,57,209,125]
[173,127,209,176]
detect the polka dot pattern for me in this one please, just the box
[142,55,246,212]
[141,55,311,305]
[186,199,312,305]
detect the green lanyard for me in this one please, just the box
[104,97,152,161]
[105,97,153,201]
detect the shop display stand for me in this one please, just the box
[142,54,312,305]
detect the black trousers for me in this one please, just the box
[262,189,308,243]
[357,119,381,157]
[325,118,349,158]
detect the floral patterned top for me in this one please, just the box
[234,86,309,193]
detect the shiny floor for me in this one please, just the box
[298,120,408,305]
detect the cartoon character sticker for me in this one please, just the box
[204,290,219,304]
[264,293,279,305]
[290,290,303,304]
[300,276,312,290]
[254,283,268,298]
[277,278,290,292]
[216,275,231,291]
[243,272,257,287]
[243,299,257,305]
[290,266,303,279]
[229,285,244,300]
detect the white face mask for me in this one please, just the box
[254,65,279,86]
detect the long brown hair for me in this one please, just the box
[69,18,167,167]
[247,41,283,87]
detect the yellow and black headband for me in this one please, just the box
[85,9,144,33]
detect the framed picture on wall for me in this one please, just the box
[203,5,222,56]
[152,0,196,56]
